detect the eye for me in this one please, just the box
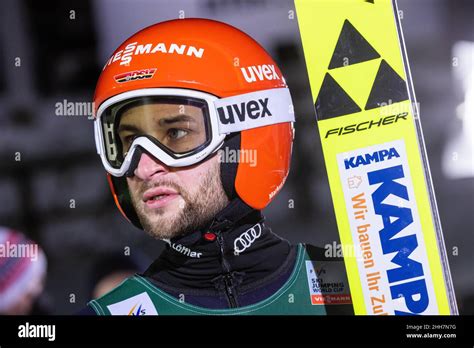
[123,134,136,144]
[168,128,188,140]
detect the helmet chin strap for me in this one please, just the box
[206,197,257,234]
[219,133,241,201]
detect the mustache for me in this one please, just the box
[137,179,183,196]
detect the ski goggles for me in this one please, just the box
[94,87,294,177]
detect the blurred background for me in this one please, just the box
[0,0,472,314]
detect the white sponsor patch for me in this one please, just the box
[107,292,158,316]
[336,139,438,315]
[215,88,294,134]
[305,261,352,305]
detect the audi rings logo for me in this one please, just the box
[234,224,262,254]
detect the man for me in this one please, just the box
[85,18,352,315]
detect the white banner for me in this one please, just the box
[336,139,438,315]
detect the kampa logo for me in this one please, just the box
[114,68,157,83]
[240,64,281,83]
[344,147,400,169]
[128,303,146,316]
[369,165,428,315]
[218,98,271,125]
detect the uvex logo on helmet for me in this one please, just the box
[240,64,280,83]
[217,98,271,125]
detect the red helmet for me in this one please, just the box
[93,18,294,228]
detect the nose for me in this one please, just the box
[133,151,168,181]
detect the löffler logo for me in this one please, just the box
[167,241,203,259]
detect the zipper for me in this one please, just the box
[223,274,238,308]
[216,231,238,308]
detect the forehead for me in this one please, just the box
[120,102,203,121]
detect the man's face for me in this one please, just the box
[120,103,229,240]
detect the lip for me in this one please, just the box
[143,187,179,209]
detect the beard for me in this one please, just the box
[128,157,229,240]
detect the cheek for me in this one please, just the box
[176,167,207,188]
[126,177,150,200]
[126,177,139,194]
[176,157,219,190]
[125,155,219,195]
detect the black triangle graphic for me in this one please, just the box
[329,20,381,69]
[315,73,361,120]
[365,59,409,110]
